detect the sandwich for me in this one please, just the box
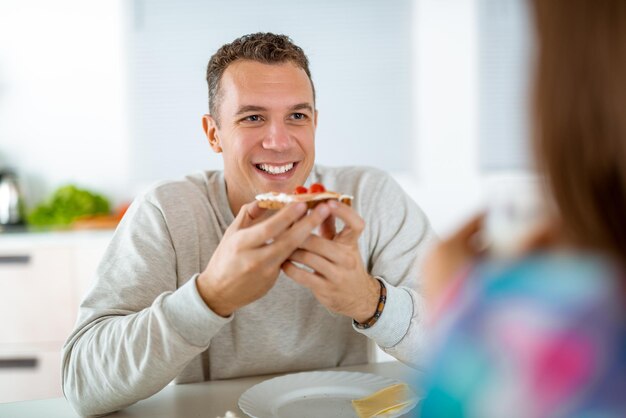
[255,183,353,210]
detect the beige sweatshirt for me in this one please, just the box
[61,165,436,417]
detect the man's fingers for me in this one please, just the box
[288,249,335,278]
[242,201,268,225]
[224,202,255,238]
[299,234,346,265]
[233,201,269,230]
[327,200,365,242]
[320,214,336,239]
[238,202,308,248]
[268,204,331,259]
[282,260,325,290]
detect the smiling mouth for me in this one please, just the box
[255,162,297,175]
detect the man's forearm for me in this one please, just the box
[62,278,229,416]
[62,314,195,416]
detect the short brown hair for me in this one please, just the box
[206,32,315,124]
[531,0,626,262]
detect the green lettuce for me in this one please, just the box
[27,185,110,227]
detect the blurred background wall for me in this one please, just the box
[0,0,531,235]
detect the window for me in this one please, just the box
[126,0,414,184]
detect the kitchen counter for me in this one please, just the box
[0,228,114,246]
[0,361,422,418]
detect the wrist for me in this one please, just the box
[353,276,385,325]
[196,273,235,317]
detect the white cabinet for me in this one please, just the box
[0,248,74,345]
[0,231,112,403]
[0,344,64,404]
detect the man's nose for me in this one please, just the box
[262,121,292,151]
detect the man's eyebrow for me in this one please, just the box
[234,103,314,116]
[290,103,314,112]
[235,105,267,116]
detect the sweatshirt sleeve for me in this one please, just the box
[351,170,437,368]
[61,195,231,417]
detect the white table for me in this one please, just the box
[0,361,421,417]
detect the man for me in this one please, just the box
[62,33,435,416]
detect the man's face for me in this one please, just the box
[203,60,317,211]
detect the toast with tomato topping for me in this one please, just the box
[255,183,353,210]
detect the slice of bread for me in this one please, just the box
[256,191,353,210]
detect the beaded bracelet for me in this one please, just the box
[353,278,387,330]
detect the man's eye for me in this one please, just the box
[291,113,307,120]
[243,115,262,122]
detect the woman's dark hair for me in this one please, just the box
[531,0,626,262]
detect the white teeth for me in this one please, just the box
[257,163,294,174]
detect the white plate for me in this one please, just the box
[238,371,418,418]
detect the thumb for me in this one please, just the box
[227,201,267,236]
[238,201,268,229]
[320,214,336,240]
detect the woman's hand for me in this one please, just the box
[423,214,485,303]
[423,212,561,304]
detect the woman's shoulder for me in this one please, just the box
[473,252,624,309]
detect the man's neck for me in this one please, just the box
[226,191,245,218]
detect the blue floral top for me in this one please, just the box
[418,253,626,418]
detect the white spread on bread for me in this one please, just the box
[255,192,294,202]
[255,191,353,203]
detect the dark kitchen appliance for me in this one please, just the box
[0,169,24,226]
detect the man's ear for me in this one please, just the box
[202,114,222,153]
[314,109,319,130]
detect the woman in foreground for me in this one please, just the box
[418,1,626,417]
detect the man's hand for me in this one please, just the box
[197,201,331,317]
[282,200,380,323]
